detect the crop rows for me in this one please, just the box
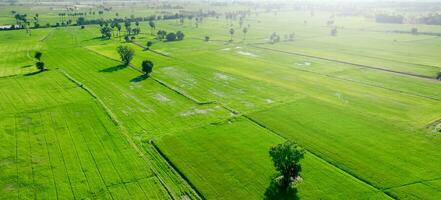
[0,71,170,199]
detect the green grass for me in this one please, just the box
[0,28,52,77]
[1,4,441,200]
[0,71,169,199]
[154,117,390,200]
[249,98,441,198]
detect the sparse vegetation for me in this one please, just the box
[1,2,441,200]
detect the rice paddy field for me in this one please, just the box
[1,1,441,199]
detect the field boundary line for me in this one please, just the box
[40,112,60,199]
[248,44,437,81]
[131,41,172,58]
[82,46,216,105]
[149,141,206,200]
[62,113,93,194]
[48,111,77,199]
[58,68,201,200]
[242,115,396,200]
[383,176,441,191]
[58,69,121,126]
[0,74,19,79]
[280,64,441,102]
[425,118,441,129]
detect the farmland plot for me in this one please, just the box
[0,71,170,199]
[154,117,390,200]
[0,29,52,77]
[249,98,441,199]
[42,29,232,138]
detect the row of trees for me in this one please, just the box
[34,52,45,72]
[116,45,153,76]
[228,27,249,41]
[156,30,185,41]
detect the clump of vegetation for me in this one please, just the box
[270,32,280,43]
[34,51,46,71]
[331,27,338,36]
[229,28,235,41]
[269,141,305,188]
[166,32,177,41]
[163,31,185,41]
[100,25,112,39]
[36,61,45,71]
[157,30,167,40]
[146,41,153,49]
[437,71,441,80]
[116,45,134,66]
[34,51,42,61]
[204,36,210,42]
[141,60,154,75]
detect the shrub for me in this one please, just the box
[176,31,184,40]
[166,32,177,41]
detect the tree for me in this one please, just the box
[116,45,134,66]
[166,32,177,41]
[149,21,155,35]
[411,28,418,35]
[77,17,85,25]
[437,71,441,80]
[157,30,167,40]
[269,141,305,188]
[100,26,112,39]
[270,32,280,44]
[176,31,184,40]
[124,34,130,42]
[141,60,154,75]
[36,61,45,71]
[204,36,210,42]
[242,27,248,40]
[331,27,337,36]
[116,23,122,39]
[229,28,234,41]
[124,20,131,35]
[34,51,42,61]
[146,41,153,49]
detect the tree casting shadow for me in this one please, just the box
[130,74,149,83]
[264,176,299,200]
[99,64,127,73]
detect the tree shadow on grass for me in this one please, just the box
[99,64,127,73]
[21,64,32,68]
[130,74,149,83]
[264,176,299,200]
[24,70,45,76]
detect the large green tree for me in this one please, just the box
[116,45,134,66]
[269,141,305,188]
[141,60,154,75]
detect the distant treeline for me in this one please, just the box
[78,11,217,26]
[419,14,441,25]
[1,11,218,31]
[375,14,404,24]
[376,13,441,25]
